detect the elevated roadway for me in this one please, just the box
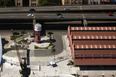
[0,5,116,13]
[0,13,116,22]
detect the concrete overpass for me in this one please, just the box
[0,5,116,13]
[0,13,116,22]
[0,13,115,27]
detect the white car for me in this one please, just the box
[27,14,34,17]
[49,61,57,67]
[64,8,70,11]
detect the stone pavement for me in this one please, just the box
[29,35,72,65]
[1,34,77,77]
[28,35,77,77]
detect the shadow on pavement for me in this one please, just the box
[79,66,116,70]
[2,38,9,54]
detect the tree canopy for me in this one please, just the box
[38,0,57,6]
[0,0,15,7]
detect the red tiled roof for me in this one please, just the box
[75,45,116,49]
[71,27,116,31]
[74,59,116,65]
[72,35,116,39]
[75,54,116,58]
[75,50,116,54]
[71,32,116,36]
[69,26,116,66]
[73,40,116,45]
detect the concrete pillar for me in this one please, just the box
[21,0,23,6]
[98,0,101,4]
[15,0,17,6]
[36,0,38,6]
[33,14,36,36]
[29,0,31,6]
[83,19,88,27]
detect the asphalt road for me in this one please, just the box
[0,13,116,20]
[34,30,67,57]
[0,5,115,13]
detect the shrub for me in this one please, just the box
[67,60,74,65]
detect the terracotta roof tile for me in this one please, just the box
[72,35,116,39]
[74,59,116,65]
[75,45,116,49]
[71,27,116,31]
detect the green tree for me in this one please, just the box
[38,0,57,6]
[21,30,26,36]
[0,0,3,7]
[2,0,15,7]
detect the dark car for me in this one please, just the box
[13,32,19,35]
[57,13,62,16]
[57,13,64,18]
[29,8,36,12]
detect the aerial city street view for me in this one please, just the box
[0,0,116,77]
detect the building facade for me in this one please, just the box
[88,0,100,4]
[15,0,38,7]
[62,0,83,5]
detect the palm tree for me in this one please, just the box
[51,48,56,61]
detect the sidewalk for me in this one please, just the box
[2,35,77,77]
[29,35,72,65]
[28,35,77,77]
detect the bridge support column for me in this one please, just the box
[83,19,88,27]
[33,14,36,36]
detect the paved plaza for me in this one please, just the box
[0,30,116,77]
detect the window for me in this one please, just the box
[17,3,20,6]
[31,3,36,6]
